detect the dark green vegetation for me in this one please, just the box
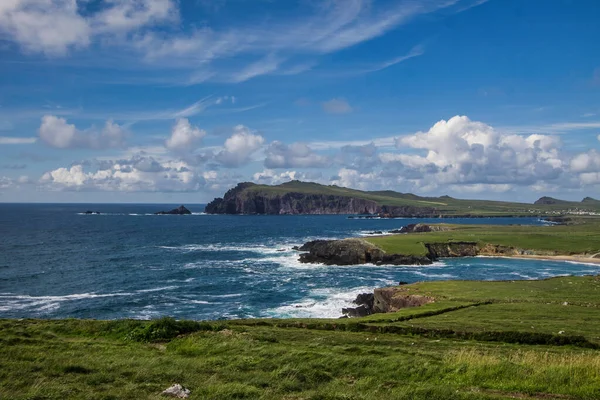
[205,180,600,216]
[366,222,600,256]
[3,276,600,399]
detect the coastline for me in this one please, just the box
[477,253,600,265]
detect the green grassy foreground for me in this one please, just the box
[365,222,600,256]
[2,276,600,399]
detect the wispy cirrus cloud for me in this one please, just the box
[0,0,481,82]
[0,136,37,145]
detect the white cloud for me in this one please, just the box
[40,154,203,192]
[264,141,328,168]
[0,0,90,56]
[322,98,353,114]
[570,150,600,173]
[330,168,379,190]
[215,125,265,167]
[229,54,282,83]
[392,115,565,187]
[0,175,32,189]
[165,118,206,152]
[0,0,177,57]
[92,0,177,34]
[354,44,424,74]
[1,0,470,87]
[0,136,37,144]
[252,169,323,185]
[39,115,126,149]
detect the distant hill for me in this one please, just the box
[582,197,600,204]
[534,196,571,205]
[205,181,600,217]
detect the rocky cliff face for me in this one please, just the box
[205,182,437,216]
[373,288,434,313]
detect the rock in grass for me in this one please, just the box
[162,384,190,398]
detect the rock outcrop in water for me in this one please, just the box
[205,182,437,216]
[154,205,191,215]
[297,239,432,266]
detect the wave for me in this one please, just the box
[265,285,375,319]
[0,291,134,312]
[355,230,395,237]
[410,271,456,279]
[136,286,179,293]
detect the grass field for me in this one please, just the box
[365,223,600,256]
[2,276,600,399]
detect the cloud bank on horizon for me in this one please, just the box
[0,0,599,203]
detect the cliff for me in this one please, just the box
[206,181,600,216]
[205,182,437,216]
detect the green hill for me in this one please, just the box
[205,180,600,217]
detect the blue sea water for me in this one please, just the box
[1,204,598,320]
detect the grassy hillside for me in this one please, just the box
[2,276,600,399]
[366,222,600,256]
[240,181,600,216]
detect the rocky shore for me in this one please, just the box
[341,287,435,318]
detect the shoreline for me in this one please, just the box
[477,253,600,265]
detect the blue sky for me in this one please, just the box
[0,0,599,203]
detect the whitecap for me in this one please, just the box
[135,286,179,293]
[410,271,457,279]
[265,285,376,319]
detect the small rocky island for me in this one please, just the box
[154,205,192,215]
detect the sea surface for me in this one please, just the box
[1,204,599,320]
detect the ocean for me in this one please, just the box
[1,203,598,320]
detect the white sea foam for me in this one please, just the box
[356,230,394,237]
[565,261,600,267]
[136,286,179,293]
[410,271,457,279]
[0,292,133,312]
[508,272,536,280]
[265,285,376,319]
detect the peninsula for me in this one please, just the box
[296,222,600,266]
[205,181,600,217]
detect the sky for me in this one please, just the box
[0,0,599,203]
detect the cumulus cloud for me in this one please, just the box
[0,0,176,56]
[336,143,379,172]
[0,175,32,189]
[264,141,328,168]
[322,98,353,114]
[253,169,323,185]
[570,150,600,173]
[215,125,264,167]
[330,168,379,190]
[391,115,565,188]
[39,115,126,149]
[165,118,206,152]
[40,154,203,192]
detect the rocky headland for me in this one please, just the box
[205,182,437,216]
[296,239,432,266]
